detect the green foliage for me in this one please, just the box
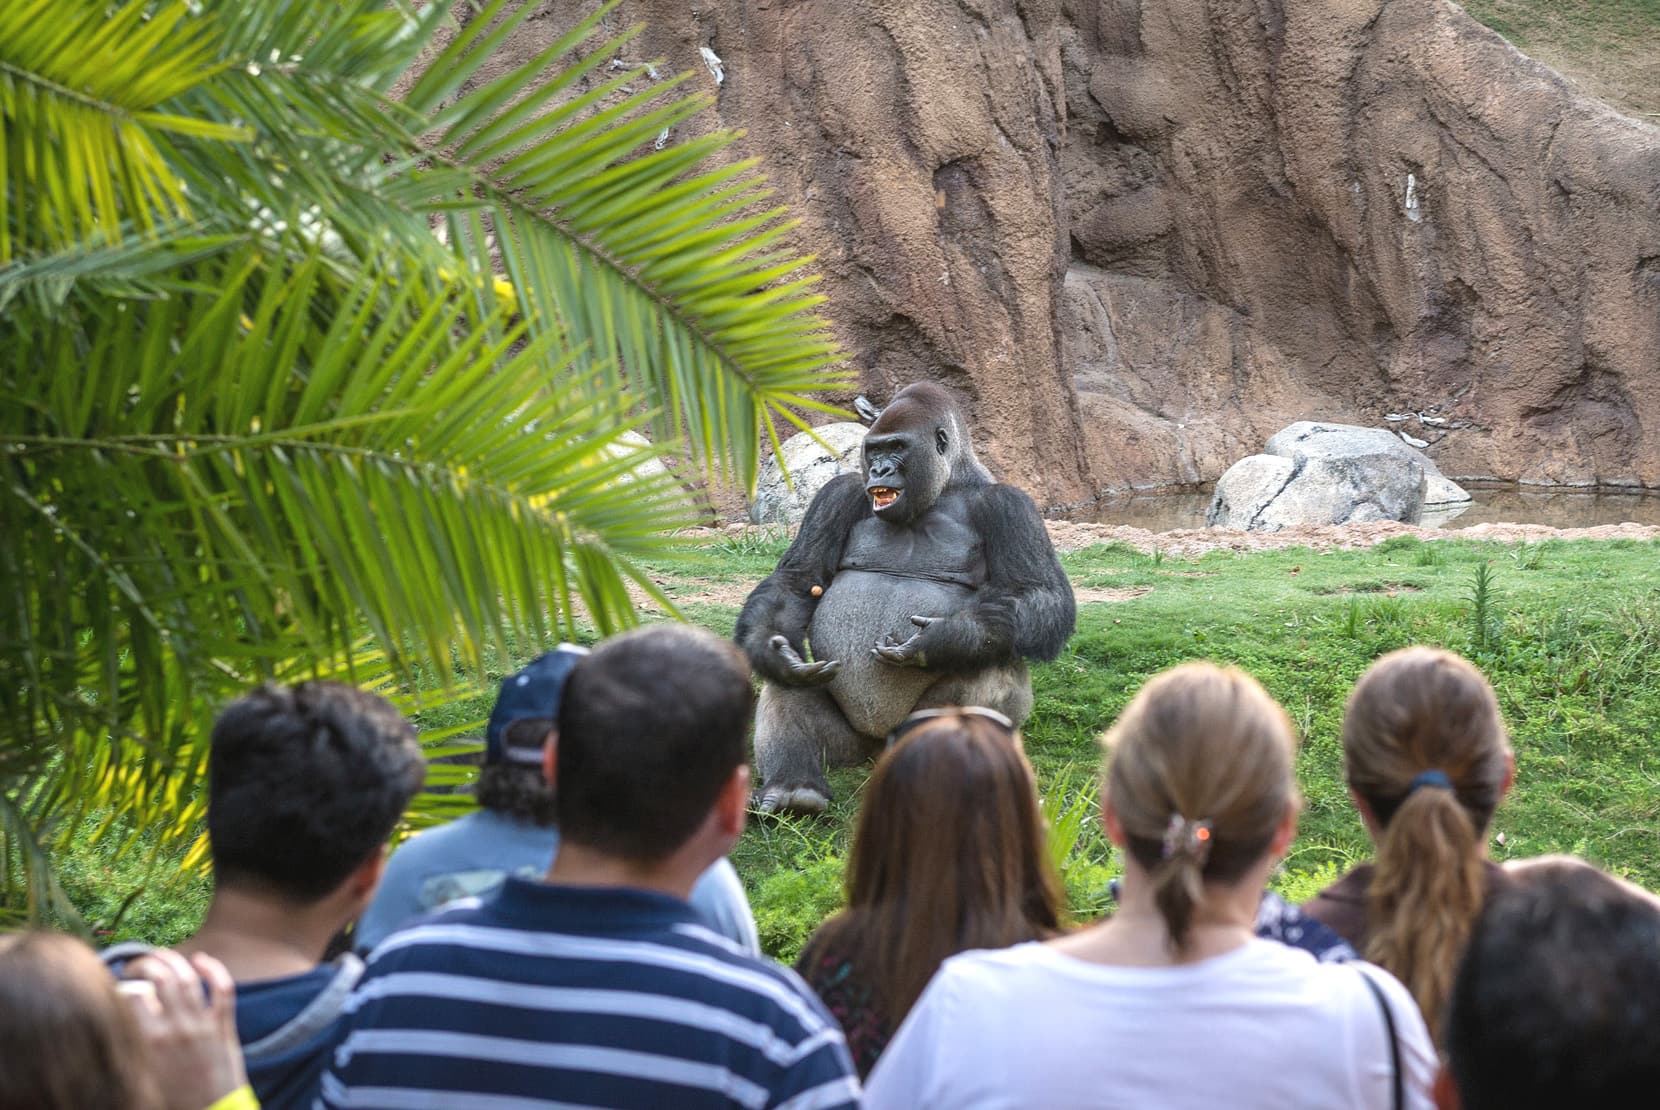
[0,0,849,924]
[750,855,848,964]
[1467,561,1501,651]
[43,532,1660,949]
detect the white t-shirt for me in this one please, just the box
[864,938,1436,1110]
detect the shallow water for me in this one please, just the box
[1074,485,1660,532]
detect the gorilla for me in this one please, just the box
[735,382,1076,814]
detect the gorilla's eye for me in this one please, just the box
[935,428,949,455]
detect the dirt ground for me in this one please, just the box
[645,519,1660,609]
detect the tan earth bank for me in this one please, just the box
[648,520,1660,609]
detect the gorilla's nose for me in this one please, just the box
[868,458,899,483]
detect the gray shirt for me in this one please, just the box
[355,807,760,954]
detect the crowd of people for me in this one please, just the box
[4,628,1658,1109]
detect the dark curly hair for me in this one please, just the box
[208,681,425,902]
[477,717,557,825]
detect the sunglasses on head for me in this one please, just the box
[886,705,1017,748]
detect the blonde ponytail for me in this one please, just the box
[1104,663,1297,954]
[1342,647,1511,1039]
[1367,784,1487,1033]
[1150,852,1207,949]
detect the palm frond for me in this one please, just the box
[0,0,247,262]
[403,0,853,489]
[0,0,853,928]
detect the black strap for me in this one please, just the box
[1357,965,1404,1110]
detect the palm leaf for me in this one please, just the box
[1,0,853,927]
[0,0,247,263]
[401,0,853,488]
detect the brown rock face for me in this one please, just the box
[546,0,1660,505]
[1061,0,1660,493]
[601,0,1093,506]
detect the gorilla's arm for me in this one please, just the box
[735,472,868,685]
[974,484,1076,661]
[874,483,1074,671]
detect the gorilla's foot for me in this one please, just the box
[754,784,830,817]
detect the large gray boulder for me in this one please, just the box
[749,423,867,525]
[1208,421,1470,531]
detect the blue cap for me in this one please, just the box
[484,644,589,765]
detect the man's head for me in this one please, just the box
[207,682,424,905]
[478,645,587,825]
[1440,857,1660,1110]
[554,624,755,863]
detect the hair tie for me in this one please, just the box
[1407,769,1453,794]
[1162,813,1213,865]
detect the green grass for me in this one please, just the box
[736,535,1660,959]
[49,535,1660,961]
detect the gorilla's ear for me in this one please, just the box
[935,426,949,455]
[854,395,883,425]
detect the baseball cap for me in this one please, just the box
[484,644,589,765]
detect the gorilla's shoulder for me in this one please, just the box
[800,470,870,520]
[965,481,1046,521]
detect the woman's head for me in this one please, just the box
[1341,646,1512,1036]
[1103,662,1299,952]
[1342,645,1511,830]
[839,708,1063,1020]
[0,932,161,1110]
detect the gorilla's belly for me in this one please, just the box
[809,570,974,738]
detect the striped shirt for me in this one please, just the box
[318,879,859,1110]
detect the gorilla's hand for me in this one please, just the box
[871,615,938,668]
[765,635,842,687]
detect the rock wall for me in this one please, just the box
[543,0,1660,506]
[1061,0,1660,493]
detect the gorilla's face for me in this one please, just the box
[861,385,960,524]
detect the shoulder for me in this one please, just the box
[805,472,869,515]
[966,481,1044,519]
[1301,864,1376,948]
[926,941,1057,1003]
[1257,891,1358,962]
[379,812,484,870]
[661,924,843,1038]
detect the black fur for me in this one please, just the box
[736,383,1076,812]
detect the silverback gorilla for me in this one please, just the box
[735,383,1076,814]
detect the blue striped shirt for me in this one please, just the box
[319,879,860,1109]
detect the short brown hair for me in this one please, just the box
[809,711,1063,1028]
[0,932,161,1110]
[554,624,754,861]
[209,681,425,901]
[1342,646,1510,1036]
[1104,662,1298,952]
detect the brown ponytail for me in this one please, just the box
[1104,662,1298,953]
[1342,647,1511,1036]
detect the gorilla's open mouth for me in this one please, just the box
[870,487,899,511]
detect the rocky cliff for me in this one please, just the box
[538,0,1660,507]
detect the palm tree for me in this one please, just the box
[0,0,849,925]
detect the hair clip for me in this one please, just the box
[1407,769,1454,794]
[1162,813,1213,865]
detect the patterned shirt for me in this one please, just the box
[320,879,859,1109]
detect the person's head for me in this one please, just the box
[208,681,425,913]
[1102,662,1300,953]
[552,624,755,864]
[1342,646,1513,1035]
[833,706,1064,1023]
[1439,858,1660,1110]
[478,645,588,825]
[0,932,160,1110]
